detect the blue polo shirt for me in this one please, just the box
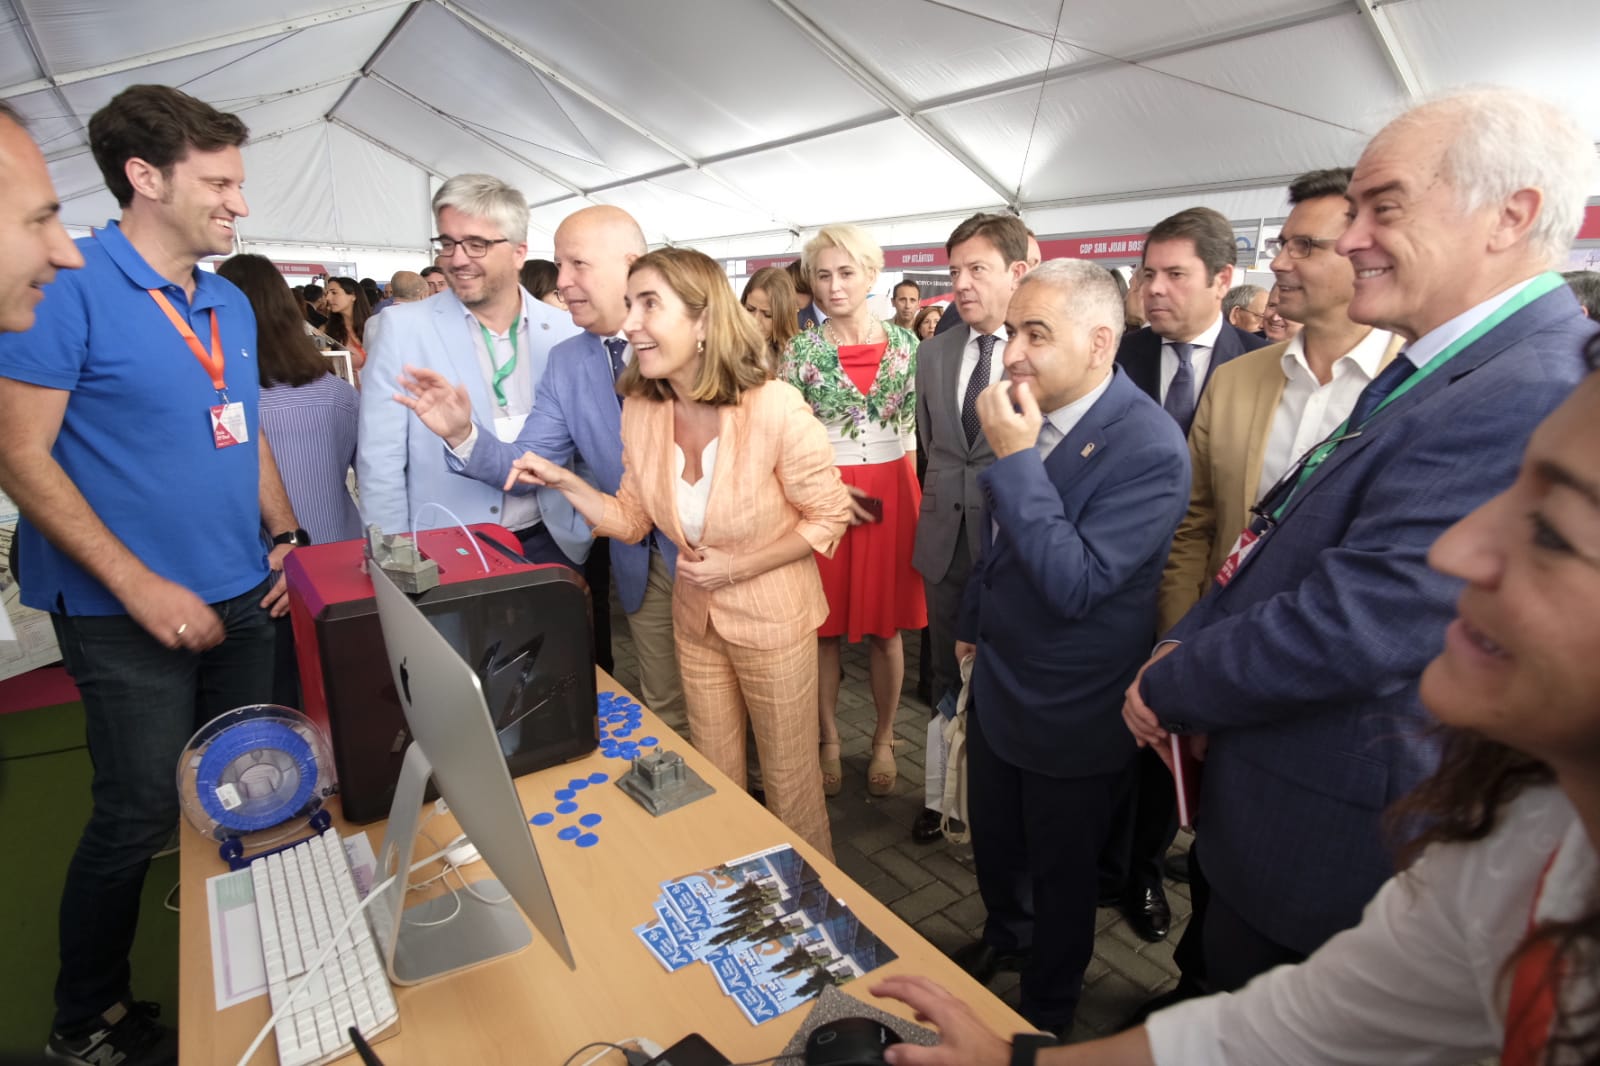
[0,222,268,615]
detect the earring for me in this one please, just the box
[697,340,705,354]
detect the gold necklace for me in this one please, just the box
[825,316,879,348]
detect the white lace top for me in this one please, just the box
[675,438,719,546]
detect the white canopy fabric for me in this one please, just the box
[4,0,1598,268]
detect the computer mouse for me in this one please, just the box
[804,1017,902,1066]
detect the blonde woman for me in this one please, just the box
[782,224,927,798]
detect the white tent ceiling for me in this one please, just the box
[4,0,1598,264]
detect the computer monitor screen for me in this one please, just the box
[368,561,576,978]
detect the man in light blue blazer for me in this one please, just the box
[399,205,687,736]
[1123,87,1599,1007]
[358,174,582,566]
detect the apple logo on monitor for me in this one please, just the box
[398,657,412,706]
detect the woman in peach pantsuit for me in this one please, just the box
[505,247,851,858]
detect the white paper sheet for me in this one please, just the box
[206,831,379,1010]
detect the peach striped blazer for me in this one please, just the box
[593,379,851,650]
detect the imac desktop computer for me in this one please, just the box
[366,561,578,982]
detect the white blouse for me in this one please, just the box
[1145,784,1593,1065]
[675,438,719,546]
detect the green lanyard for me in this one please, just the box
[1270,271,1565,521]
[478,318,520,407]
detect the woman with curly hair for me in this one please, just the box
[871,334,1600,1065]
[781,224,927,799]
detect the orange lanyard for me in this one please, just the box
[1502,848,1563,1066]
[147,289,228,400]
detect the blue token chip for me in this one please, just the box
[613,729,632,739]
[556,801,578,814]
[557,826,580,841]
[569,778,589,790]
[554,788,575,801]
[588,772,608,784]
[575,833,600,848]
[530,812,554,826]
[579,813,602,827]
[640,736,659,746]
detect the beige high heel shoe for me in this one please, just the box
[820,739,842,797]
[867,736,897,797]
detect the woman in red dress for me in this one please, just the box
[782,224,927,798]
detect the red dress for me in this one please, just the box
[815,342,928,641]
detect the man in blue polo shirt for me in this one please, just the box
[0,85,302,1066]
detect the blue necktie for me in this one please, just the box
[1346,352,1416,428]
[603,337,627,381]
[1163,341,1196,432]
[962,334,996,446]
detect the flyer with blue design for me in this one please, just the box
[632,844,898,1024]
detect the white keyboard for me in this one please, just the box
[249,831,399,1066]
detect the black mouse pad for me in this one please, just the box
[778,986,941,1059]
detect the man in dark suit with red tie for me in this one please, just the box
[1106,206,1269,944]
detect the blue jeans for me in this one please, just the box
[50,579,275,1029]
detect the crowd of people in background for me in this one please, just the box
[0,77,1599,1066]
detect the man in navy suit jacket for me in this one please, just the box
[1105,206,1271,945]
[398,205,687,736]
[1123,87,1598,1002]
[1115,206,1271,425]
[952,260,1189,1033]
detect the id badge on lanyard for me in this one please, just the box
[1214,527,1260,590]
[148,290,247,449]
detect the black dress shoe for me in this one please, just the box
[950,940,1030,984]
[1120,883,1171,942]
[911,807,943,844]
[1119,979,1205,1030]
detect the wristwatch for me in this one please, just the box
[1010,1033,1060,1066]
[271,528,311,548]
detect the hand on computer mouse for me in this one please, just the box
[869,976,1009,1066]
[806,1017,901,1065]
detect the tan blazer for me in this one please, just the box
[594,379,851,650]
[1157,333,1403,634]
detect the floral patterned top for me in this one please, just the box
[781,322,918,453]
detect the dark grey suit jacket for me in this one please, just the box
[911,326,995,584]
